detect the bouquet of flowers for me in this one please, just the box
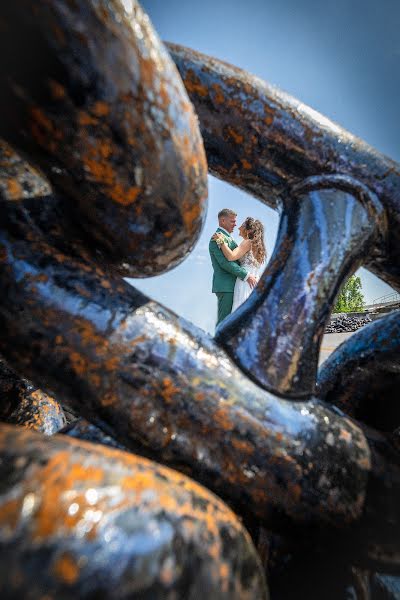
[211,232,227,246]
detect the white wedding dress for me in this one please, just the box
[231,249,261,312]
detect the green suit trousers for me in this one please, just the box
[216,292,234,326]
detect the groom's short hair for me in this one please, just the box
[218,208,237,219]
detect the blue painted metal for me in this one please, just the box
[318,310,400,431]
[217,179,385,397]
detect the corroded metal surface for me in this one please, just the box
[0,2,208,277]
[317,311,400,432]
[0,358,30,422]
[0,140,51,201]
[0,4,399,598]
[167,44,400,399]
[1,199,400,572]
[371,573,400,599]
[0,359,66,435]
[0,424,267,599]
[0,140,132,277]
[167,43,400,291]
[0,201,371,531]
[61,418,128,451]
[216,180,385,397]
[4,390,66,435]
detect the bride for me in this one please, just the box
[212,217,266,312]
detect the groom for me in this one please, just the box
[209,208,257,326]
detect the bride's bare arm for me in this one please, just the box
[220,238,251,261]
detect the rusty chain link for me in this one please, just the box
[0,1,399,598]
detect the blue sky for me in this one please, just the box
[129,0,399,333]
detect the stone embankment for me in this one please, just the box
[325,314,372,334]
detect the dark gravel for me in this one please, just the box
[325,314,372,333]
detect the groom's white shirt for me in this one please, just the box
[216,226,249,281]
[218,226,231,237]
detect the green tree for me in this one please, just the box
[333,275,365,313]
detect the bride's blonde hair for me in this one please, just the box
[244,217,266,264]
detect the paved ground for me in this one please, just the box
[319,331,357,365]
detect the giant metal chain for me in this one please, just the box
[0,1,399,599]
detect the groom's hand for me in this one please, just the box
[247,274,258,289]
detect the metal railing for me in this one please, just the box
[371,292,400,306]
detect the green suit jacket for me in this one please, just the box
[209,228,247,293]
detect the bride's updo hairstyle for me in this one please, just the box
[244,217,266,264]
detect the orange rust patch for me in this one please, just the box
[339,429,352,443]
[70,352,88,376]
[30,106,63,152]
[184,69,209,98]
[0,425,251,567]
[120,469,240,548]
[29,457,105,540]
[226,126,244,145]
[128,333,148,345]
[103,357,119,372]
[241,158,252,170]
[78,111,98,126]
[109,184,140,206]
[53,552,79,584]
[30,108,58,137]
[181,134,191,152]
[243,82,253,95]
[250,487,269,508]
[32,273,49,284]
[89,372,101,387]
[0,498,21,530]
[212,83,225,105]
[82,134,142,205]
[30,389,52,404]
[264,112,274,126]
[75,284,92,299]
[160,378,179,404]
[97,140,112,160]
[69,462,104,483]
[92,101,110,117]
[6,179,23,200]
[49,80,66,100]
[182,201,202,232]
[212,407,234,431]
[84,154,115,187]
[219,562,229,581]
[140,57,157,90]
[101,390,118,407]
[159,82,170,108]
[231,438,253,454]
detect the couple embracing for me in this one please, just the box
[209,208,266,327]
